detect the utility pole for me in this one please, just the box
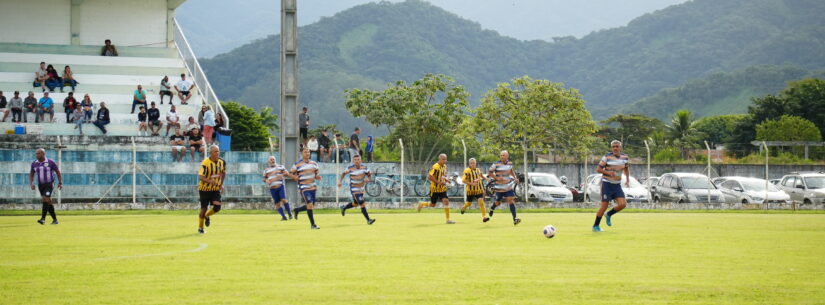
[280,0,300,204]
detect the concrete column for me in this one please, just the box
[281,0,300,202]
[70,0,84,45]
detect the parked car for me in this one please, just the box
[777,172,825,204]
[583,174,649,202]
[652,173,723,203]
[641,176,659,192]
[769,179,780,185]
[715,176,790,204]
[515,172,573,202]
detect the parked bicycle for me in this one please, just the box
[413,171,464,197]
[365,172,410,197]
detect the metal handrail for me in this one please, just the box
[172,18,229,129]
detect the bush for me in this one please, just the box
[735,151,816,165]
[653,147,681,163]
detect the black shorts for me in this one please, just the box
[299,128,308,139]
[465,193,484,202]
[430,192,448,204]
[180,91,191,97]
[149,120,161,126]
[38,183,54,197]
[199,191,221,208]
[159,90,173,96]
[191,144,202,151]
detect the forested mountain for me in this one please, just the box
[201,0,825,132]
[623,65,825,121]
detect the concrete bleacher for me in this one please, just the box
[0,43,203,137]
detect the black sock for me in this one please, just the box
[295,205,308,212]
[344,203,355,210]
[48,204,57,221]
[361,207,370,221]
[606,208,618,217]
[594,216,602,227]
[491,203,498,210]
[508,204,517,220]
[307,209,316,226]
[40,203,48,219]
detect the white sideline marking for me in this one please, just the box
[0,243,208,267]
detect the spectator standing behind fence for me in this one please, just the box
[365,135,374,162]
[0,91,8,122]
[38,92,55,123]
[159,76,173,104]
[24,91,38,123]
[197,105,207,130]
[63,92,77,123]
[147,102,162,136]
[34,62,48,92]
[80,94,94,121]
[45,65,61,92]
[71,107,84,135]
[93,102,110,134]
[307,135,319,161]
[101,39,118,56]
[349,127,361,159]
[9,91,23,123]
[137,106,148,135]
[202,106,215,145]
[62,66,77,92]
[334,133,348,162]
[175,74,195,105]
[318,129,331,162]
[131,85,147,114]
[298,107,309,144]
[170,128,187,162]
[165,105,180,136]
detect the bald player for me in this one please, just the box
[30,148,63,225]
[337,154,376,225]
[487,150,521,225]
[264,156,294,221]
[197,145,226,234]
[291,148,321,229]
[416,153,454,224]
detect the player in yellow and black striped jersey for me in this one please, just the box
[460,158,490,222]
[197,145,226,234]
[416,153,454,224]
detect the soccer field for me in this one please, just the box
[1,211,824,304]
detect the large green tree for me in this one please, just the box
[749,78,825,138]
[693,114,748,147]
[597,114,665,155]
[345,74,470,162]
[471,76,597,158]
[220,101,271,151]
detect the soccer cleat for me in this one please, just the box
[483,217,490,223]
[446,220,456,224]
[288,215,293,220]
[460,208,466,215]
[51,220,59,225]
[488,210,494,217]
[340,205,346,216]
[513,218,521,226]
[592,226,602,232]
[205,216,211,227]
[606,214,612,227]
[293,208,300,220]
[37,219,45,225]
[311,224,320,230]
[368,219,376,225]
[280,217,288,221]
[198,228,205,234]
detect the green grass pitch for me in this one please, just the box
[1,210,824,304]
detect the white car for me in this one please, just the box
[777,172,825,204]
[516,173,573,202]
[583,174,649,203]
[715,176,791,204]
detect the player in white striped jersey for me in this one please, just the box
[487,150,521,225]
[263,156,295,221]
[290,148,322,229]
[337,154,376,225]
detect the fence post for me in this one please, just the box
[523,141,528,204]
[705,141,711,207]
[583,150,588,202]
[335,144,340,207]
[399,139,404,207]
[132,137,136,205]
[763,141,769,211]
[461,139,466,204]
[644,140,651,205]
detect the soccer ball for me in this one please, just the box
[543,225,556,238]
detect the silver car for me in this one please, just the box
[715,176,790,204]
[583,174,649,203]
[777,172,825,204]
[652,173,723,203]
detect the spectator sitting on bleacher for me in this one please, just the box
[80,94,94,121]
[0,91,8,122]
[185,116,199,136]
[45,65,61,93]
[38,92,55,123]
[307,135,319,161]
[165,105,180,136]
[147,102,162,136]
[159,76,173,105]
[137,106,148,135]
[63,92,77,123]
[71,107,85,135]
[9,91,23,123]
[23,91,38,123]
[93,102,110,134]
[188,127,206,162]
[34,62,48,92]
[101,39,118,56]
[174,74,195,105]
[131,84,147,114]
[169,128,186,162]
[62,66,77,92]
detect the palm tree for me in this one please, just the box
[667,109,699,159]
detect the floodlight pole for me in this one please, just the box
[280,0,300,207]
[644,140,651,205]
